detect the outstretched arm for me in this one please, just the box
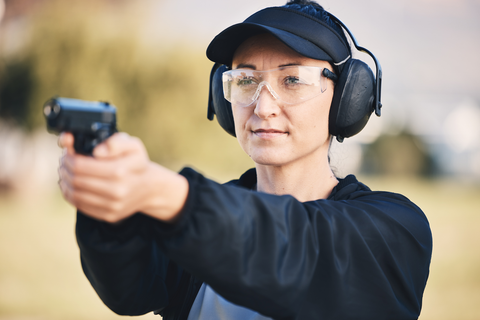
[58,132,188,315]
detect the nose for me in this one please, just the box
[252,81,279,101]
[253,81,281,119]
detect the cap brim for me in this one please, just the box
[207,23,333,66]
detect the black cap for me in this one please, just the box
[206,7,351,67]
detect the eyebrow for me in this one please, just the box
[234,62,303,70]
[235,63,256,69]
[279,62,302,68]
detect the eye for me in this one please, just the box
[283,76,308,87]
[236,77,257,87]
[286,76,302,85]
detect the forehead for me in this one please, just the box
[232,33,330,69]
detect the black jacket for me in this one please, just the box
[76,168,432,320]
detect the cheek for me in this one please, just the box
[314,92,333,132]
[297,97,331,136]
[232,106,253,156]
[232,105,250,138]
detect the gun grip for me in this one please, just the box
[73,126,116,156]
[73,133,96,155]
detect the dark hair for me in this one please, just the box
[282,0,350,60]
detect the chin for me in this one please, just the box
[249,151,292,167]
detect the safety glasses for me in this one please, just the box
[222,65,337,107]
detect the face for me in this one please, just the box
[231,33,335,168]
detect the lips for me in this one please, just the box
[252,128,287,139]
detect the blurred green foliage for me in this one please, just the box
[0,60,35,127]
[0,0,252,179]
[362,131,437,177]
[0,0,441,179]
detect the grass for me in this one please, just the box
[361,176,480,320]
[0,176,479,319]
[0,192,159,320]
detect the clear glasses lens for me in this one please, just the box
[222,66,329,107]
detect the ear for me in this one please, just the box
[329,59,375,142]
[207,63,236,137]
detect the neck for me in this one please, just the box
[255,151,338,202]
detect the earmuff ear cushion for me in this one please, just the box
[208,63,236,137]
[329,59,375,139]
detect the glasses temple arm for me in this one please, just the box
[322,68,338,83]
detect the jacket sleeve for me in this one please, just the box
[75,211,183,316]
[152,168,432,320]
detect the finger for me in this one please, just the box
[60,153,148,206]
[58,175,75,206]
[58,132,75,155]
[77,202,132,224]
[58,132,73,148]
[59,163,131,202]
[58,166,115,211]
[60,152,103,177]
[64,187,134,223]
[93,133,145,159]
[58,172,113,213]
[61,152,129,179]
[68,141,148,178]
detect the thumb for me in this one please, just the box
[93,132,144,159]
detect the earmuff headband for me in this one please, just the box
[328,13,383,116]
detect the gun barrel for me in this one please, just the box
[43,97,118,155]
[44,97,116,134]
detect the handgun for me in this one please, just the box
[43,97,117,155]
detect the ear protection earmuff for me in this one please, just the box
[207,63,236,136]
[327,13,382,142]
[207,13,382,142]
[329,59,376,142]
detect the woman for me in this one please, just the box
[58,1,432,319]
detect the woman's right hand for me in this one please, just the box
[58,132,189,224]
